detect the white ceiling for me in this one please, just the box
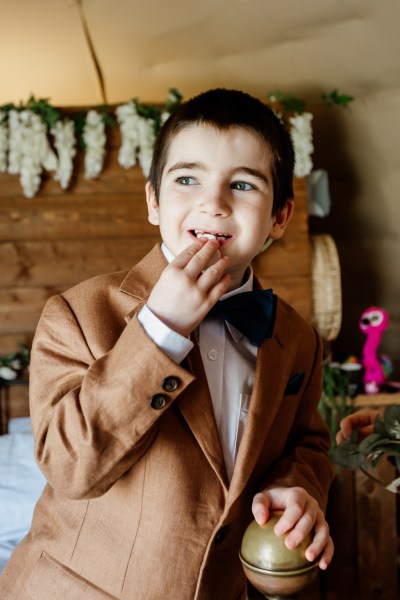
[1,0,399,106]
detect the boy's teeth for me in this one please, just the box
[193,229,230,241]
[198,233,217,240]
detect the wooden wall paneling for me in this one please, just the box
[355,460,397,600]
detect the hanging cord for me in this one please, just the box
[73,0,108,104]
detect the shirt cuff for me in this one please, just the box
[137,305,194,364]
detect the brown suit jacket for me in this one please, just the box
[0,244,334,600]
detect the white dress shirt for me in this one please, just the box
[138,244,257,481]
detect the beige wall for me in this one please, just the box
[1,0,400,373]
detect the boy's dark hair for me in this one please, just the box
[148,88,295,214]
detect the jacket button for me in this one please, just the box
[162,376,180,392]
[150,394,168,410]
[214,526,229,544]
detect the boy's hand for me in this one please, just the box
[336,409,378,445]
[252,487,334,570]
[147,239,231,337]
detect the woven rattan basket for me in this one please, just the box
[310,234,342,341]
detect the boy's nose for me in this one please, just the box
[199,187,231,217]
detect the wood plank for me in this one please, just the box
[355,460,397,600]
[0,334,33,355]
[0,238,160,287]
[355,393,400,407]
[321,470,360,600]
[0,195,156,241]
[0,287,64,335]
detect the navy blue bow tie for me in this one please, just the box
[207,289,277,347]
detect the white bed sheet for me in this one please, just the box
[0,417,46,573]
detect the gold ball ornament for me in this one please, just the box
[239,512,319,599]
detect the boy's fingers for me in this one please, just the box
[171,240,208,269]
[306,528,334,569]
[183,239,221,277]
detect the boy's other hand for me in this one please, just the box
[252,487,334,570]
[147,239,231,337]
[335,409,378,445]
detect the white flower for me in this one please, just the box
[160,111,170,126]
[51,119,76,189]
[0,366,17,381]
[83,110,106,179]
[8,110,57,198]
[7,110,23,175]
[116,101,141,169]
[137,117,156,177]
[0,110,8,173]
[289,112,314,178]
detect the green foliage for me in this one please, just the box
[319,363,353,450]
[332,405,400,473]
[267,88,354,116]
[321,89,354,109]
[0,96,62,129]
[267,91,306,115]
[25,96,62,129]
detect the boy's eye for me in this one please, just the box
[231,181,255,191]
[176,176,197,185]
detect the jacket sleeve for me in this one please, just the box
[29,294,195,500]
[259,329,335,511]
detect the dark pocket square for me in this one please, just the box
[284,372,305,395]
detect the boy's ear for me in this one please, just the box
[269,200,294,240]
[145,181,160,226]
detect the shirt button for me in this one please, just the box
[207,348,218,361]
[162,376,180,392]
[214,526,229,544]
[149,394,168,410]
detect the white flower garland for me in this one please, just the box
[116,101,160,177]
[289,112,314,178]
[83,110,106,179]
[137,116,156,177]
[0,110,8,173]
[8,110,58,198]
[0,93,320,197]
[51,119,77,190]
[115,100,141,168]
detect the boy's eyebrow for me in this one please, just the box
[166,162,201,174]
[236,167,270,186]
[167,162,270,185]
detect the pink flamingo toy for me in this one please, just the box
[359,306,390,394]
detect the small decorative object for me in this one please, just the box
[0,344,30,381]
[332,404,400,493]
[359,307,390,394]
[239,511,319,599]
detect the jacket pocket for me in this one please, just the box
[283,371,305,396]
[27,552,118,600]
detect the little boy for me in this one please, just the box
[0,89,334,599]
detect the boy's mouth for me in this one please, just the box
[190,229,232,242]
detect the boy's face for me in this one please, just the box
[146,124,293,288]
